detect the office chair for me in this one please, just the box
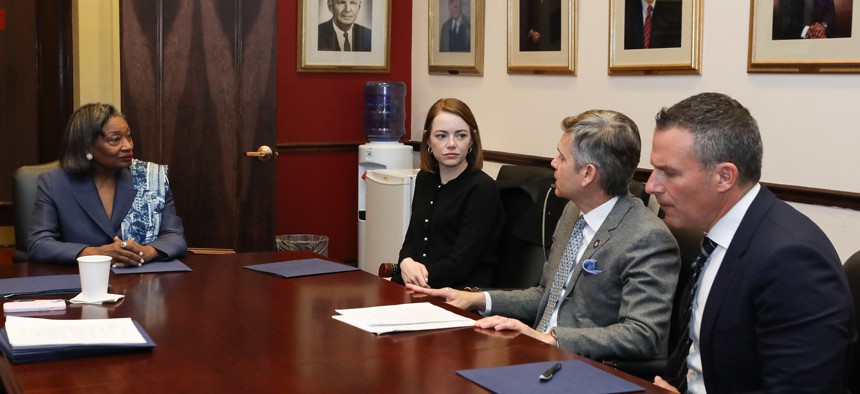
[12,161,59,262]
[843,250,860,394]
[613,226,703,380]
[628,180,650,207]
[492,165,559,290]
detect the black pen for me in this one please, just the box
[539,362,562,382]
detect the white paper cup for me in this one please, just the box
[77,255,112,300]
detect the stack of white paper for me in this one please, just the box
[0,316,155,363]
[332,302,476,334]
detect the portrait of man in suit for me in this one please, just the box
[772,0,842,40]
[318,0,372,52]
[624,0,682,50]
[440,0,470,52]
[519,0,562,51]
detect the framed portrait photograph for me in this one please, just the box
[428,0,485,75]
[507,0,577,75]
[748,0,860,73]
[298,0,391,73]
[608,0,703,75]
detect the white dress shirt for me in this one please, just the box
[686,183,760,394]
[330,20,354,51]
[641,0,658,23]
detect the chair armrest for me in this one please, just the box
[609,358,667,381]
[378,262,394,278]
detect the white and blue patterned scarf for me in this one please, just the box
[121,159,169,245]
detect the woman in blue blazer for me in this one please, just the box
[28,103,186,266]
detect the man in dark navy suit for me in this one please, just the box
[318,0,371,52]
[440,0,470,52]
[648,92,855,393]
[624,0,682,49]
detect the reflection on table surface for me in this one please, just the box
[1,251,668,393]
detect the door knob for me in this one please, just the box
[245,145,277,161]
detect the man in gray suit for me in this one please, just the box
[409,109,680,361]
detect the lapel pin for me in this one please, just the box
[593,239,601,248]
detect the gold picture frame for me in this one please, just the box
[608,0,702,75]
[507,0,577,75]
[428,0,485,75]
[748,0,860,73]
[298,0,391,73]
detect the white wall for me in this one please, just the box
[411,0,860,261]
[72,0,122,109]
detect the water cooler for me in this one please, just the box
[358,81,412,273]
[364,168,419,274]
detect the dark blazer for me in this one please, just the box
[772,0,836,39]
[624,0,682,49]
[490,195,680,360]
[318,19,372,52]
[687,186,854,392]
[519,0,562,51]
[28,167,187,264]
[440,16,470,52]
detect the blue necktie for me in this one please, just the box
[667,236,717,392]
[536,216,587,333]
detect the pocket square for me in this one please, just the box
[582,259,602,275]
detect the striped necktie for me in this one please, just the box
[343,31,351,51]
[535,216,587,333]
[644,5,653,48]
[666,236,717,392]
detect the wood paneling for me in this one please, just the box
[121,0,277,251]
[0,0,71,195]
[0,0,71,227]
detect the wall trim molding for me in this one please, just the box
[277,142,362,154]
[280,141,860,211]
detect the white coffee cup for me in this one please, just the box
[77,255,112,300]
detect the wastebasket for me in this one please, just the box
[276,234,329,256]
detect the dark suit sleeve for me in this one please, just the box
[28,172,88,264]
[816,0,836,27]
[624,0,644,49]
[748,243,853,392]
[146,187,187,260]
[318,22,337,51]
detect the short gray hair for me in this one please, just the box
[561,110,641,196]
[655,92,763,184]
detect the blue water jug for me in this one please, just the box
[364,81,406,141]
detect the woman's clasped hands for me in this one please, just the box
[79,236,159,267]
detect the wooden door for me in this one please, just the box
[0,0,72,214]
[120,0,277,252]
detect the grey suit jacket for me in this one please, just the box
[28,167,187,264]
[489,194,680,360]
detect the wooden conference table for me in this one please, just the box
[0,251,669,393]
